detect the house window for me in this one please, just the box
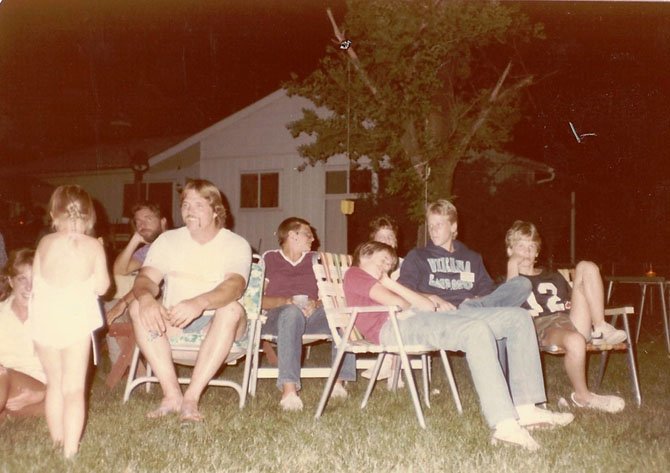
[325,169,372,194]
[241,172,279,208]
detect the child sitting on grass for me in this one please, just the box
[505,220,626,413]
[29,185,109,458]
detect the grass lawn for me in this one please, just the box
[2,337,670,473]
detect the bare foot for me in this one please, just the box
[179,399,204,422]
[146,397,182,419]
[6,389,44,411]
[63,448,78,460]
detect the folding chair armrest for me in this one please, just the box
[604,305,634,316]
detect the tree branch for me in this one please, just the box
[454,62,532,158]
[327,8,380,98]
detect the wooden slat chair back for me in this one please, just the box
[313,269,463,428]
[540,268,641,405]
[122,256,265,409]
[313,252,351,286]
[313,252,365,340]
[105,274,139,389]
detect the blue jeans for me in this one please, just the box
[459,276,531,309]
[379,305,545,427]
[261,304,356,390]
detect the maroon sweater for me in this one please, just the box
[262,250,318,300]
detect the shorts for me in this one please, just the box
[183,312,214,334]
[533,312,578,348]
[169,310,249,356]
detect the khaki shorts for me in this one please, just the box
[533,312,578,348]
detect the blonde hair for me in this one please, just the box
[49,185,96,234]
[180,179,227,229]
[426,199,458,223]
[505,220,542,253]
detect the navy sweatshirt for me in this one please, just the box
[398,240,495,306]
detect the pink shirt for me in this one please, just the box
[343,266,389,344]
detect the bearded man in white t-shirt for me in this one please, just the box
[129,179,251,423]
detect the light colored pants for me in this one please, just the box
[261,305,356,390]
[459,276,532,309]
[380,277,544,428]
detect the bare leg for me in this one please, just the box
[543,327,590,400]
[0,366,9,415]
[181,302,246,421]
[129,300,183,416]
[570,261,605,338]
[60,338,91,459]
[0,366,45,418]
[35,344,64,447]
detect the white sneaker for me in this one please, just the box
[491,419,540,451]
[279,393,303,411]
[571,392,625,413]
[517,404,574,430]
[593,323,627,345]
[331,382,349,399]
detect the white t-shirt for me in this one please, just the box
[0,297,46,383]
[143,226,251,305]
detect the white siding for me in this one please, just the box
[200,154,326,253]
[145,89,352,252]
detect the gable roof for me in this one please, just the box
[149,88,304,167]
[4,135,185,177]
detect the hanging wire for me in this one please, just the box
[346,58,351,192]
[423,164,431,244]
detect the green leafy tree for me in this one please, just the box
[286,0,543,222]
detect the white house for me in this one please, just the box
[142,88,355,254]
[25,88,554,255]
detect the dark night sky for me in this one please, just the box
[1,0,670,271]
[0,0,346,159]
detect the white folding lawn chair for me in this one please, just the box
[547,269,641,405]
[122,256,265,409]
[313,276,462,429]
[312,251,439,390]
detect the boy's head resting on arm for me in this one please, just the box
[48,185,97,235]
[505,221,542,256]
[506,221,542,275]
[352,241,398,279]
